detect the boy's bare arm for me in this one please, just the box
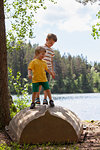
[51,57,54,72]
[28,69,32,79]
[46,69,55,79]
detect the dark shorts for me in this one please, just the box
[32,82,50,92]
[46,71,50,82]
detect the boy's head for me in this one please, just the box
[35,46,46,60]
[46,33,57,48]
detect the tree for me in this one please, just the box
[4,0,56,49]
[92,11,100,39]
[0,0,10,128]
[76,0,98,5]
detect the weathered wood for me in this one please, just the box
[6,105,83,144]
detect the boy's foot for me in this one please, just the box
[30,102,35,109]
[43,99,48,105]
[49,100,54,107]
[35,98,40,105]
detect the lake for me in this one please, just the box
[12,93,100,121]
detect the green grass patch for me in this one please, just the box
[0,142,79,150]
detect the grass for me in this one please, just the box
[0,142,79,150]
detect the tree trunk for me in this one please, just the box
[0,0,11,128]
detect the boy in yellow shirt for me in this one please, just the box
[28,46,55,109]
[35,33,57,105]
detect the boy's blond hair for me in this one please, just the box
[47,33,57,42]
[35,46,46,56]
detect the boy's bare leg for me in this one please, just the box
[45,89,54,107]
[30,92,37,109]
[45,89,52,100]
[44,90,48,100]
[32,92,37,103]
[36,85,42,99]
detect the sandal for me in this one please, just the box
[49,100,54,107]
[30,102,35,109]
[35,98,40,104]
[43,99,48,105]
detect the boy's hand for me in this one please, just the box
[51,72,55,79]
[28,70,32,79]
[28,74,32,79]
[46,69,55,79]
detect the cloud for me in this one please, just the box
[58,14,92,32]
[34,0,99,32]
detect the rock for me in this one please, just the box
[6,105,83,144]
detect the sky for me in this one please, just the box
[30,0,100,63]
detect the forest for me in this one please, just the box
[7,42,100,94]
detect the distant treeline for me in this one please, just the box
[7,42,100,94]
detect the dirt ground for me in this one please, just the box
[74,120,100,150]
[0,120,100,150]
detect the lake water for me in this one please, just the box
[12,93,100,121]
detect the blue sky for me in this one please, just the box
[30,0,100,63]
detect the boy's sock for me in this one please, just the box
[30,102,35,109]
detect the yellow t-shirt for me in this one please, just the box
[28,58,48,83]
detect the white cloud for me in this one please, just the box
[58,14,92,32]
[34,0,100,32]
